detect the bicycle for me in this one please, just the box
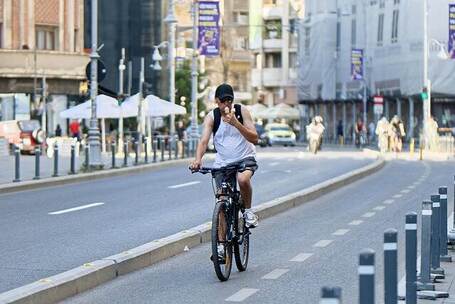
[190,164,251,281]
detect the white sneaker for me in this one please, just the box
[217,244,225,259]
[244,210,258,228]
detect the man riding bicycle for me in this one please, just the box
[190,83,259,229]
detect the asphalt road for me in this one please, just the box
[63,159,454,304]
[0,147,374,293]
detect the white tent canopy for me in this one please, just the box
[59,95,134,119]
[263,103,299,119]
[121,94,187,117]
[246,103,269,119]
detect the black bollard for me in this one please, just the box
[144,138,148,164]
[13,145,21,182]
[52,143,59,177]
[134,141,139,165]
[430,194,444,276]
[160,137,165,161]
[417,201,435,291]
[33,146,41,180]
[70,144,76,174]
[438,187,452,262]
[123,140,128,167]
[168,136,172,160]
[181,139,185,159]
[384,229,398,304]
[111,142,116,168]
[175,137,178,159]
[153,138,157,163]
[320,286,342,304]
[85,145,90,169]
[359,249,375,304]
[405,213,417,304]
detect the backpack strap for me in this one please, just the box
[213,104,244,137]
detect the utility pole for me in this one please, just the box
[118,48,126,154]
[423,0,431,144]
[190,0,199,138]
[41,77,47,134]
[88,0,102,167]
[165,0,177,136]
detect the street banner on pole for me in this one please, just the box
[351,49,364,80]
[198,1,220,56]
[449,4,455,59]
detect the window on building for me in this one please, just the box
[351,19,357,46]
[336,21,341,51]
[391,10,399,43]
[36,26,58,50]
[304,27,310,56]
[289,52,297,68]
[265,52,282,68]
[233,12,248,25]
[352,5,357,15]
[379,0,385,8]
[264,20,282,39]
[394,0,400,4]
[234,37,248,50]
[377,13,384,46]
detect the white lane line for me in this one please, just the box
[168,181,201,189]
[383,199,395,205]
[226,288,259,302]
[362,212,376,218]
[49,202,105,215]
[284,169,292,173]
[349,220,363,226]
[260,170,269,174]
[262,268,289,280]
[393,194,403,198]
[401,189,410,194]
[269,162,280,167]
[407,185,415,189]
[290,253,313,262]
[332,229,350,236]
[313,240,333,247]
[373,206,386,211]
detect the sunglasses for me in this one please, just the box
[219,97,233,104]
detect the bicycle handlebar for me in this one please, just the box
[189,163,246,175]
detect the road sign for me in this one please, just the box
[85,60,107,82]
[373,95,384,115]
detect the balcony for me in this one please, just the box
[263,39,282,49]
[0,50,89,79]
[252,68,282,87]
[263,6,283,20]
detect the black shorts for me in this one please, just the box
[213,157,258,189]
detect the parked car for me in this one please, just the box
[262,123,296,146]
[0,120,45,154]
[255,124,267,147]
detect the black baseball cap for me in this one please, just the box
[215,83,234,101]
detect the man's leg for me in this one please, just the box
[237,170,253,208]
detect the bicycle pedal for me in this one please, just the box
[210,255,226,264]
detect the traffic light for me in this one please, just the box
[421,87,428,100]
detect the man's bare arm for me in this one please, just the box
[194,115,214,164]
[235,107,258,144]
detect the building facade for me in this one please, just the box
[0,0,88,135]
[249,0,301,107]
[299,0,455,142]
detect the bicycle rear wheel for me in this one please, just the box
[211,200,232,281]
[234,209,249,271]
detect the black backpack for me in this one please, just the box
[213,104,243,136]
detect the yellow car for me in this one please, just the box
[262,123,296,147]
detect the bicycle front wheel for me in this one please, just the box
[211,200,233,281]
[234,209,249,272]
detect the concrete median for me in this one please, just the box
[0,157,385,304]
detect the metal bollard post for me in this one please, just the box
[439,187,452,262]
[405,213,417,304]
[70,144,76,174]
[417,201,435,291]
[384,229,398,304]
[153,138,157,163]
[33,146,41,180]
[320,287,342,304]
[175,138,178,159]
[430,194,444,276]
[111,142,116,168]
[13,145,21,182]
[123,140,128,167]
[134,141,139,165]
[168,136,172,160]
[52,143,59,177]
[181,139,185,159]
[185,139,190,158]
[85,145,90,169]
[160,138,165,161]
[144,138,148,164]
[359,249,375,304]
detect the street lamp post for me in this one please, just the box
[190,0,199,139]
[423,0,430,141]
[88,0,102,167]
[165,0,177,136]
[118,48,126,154]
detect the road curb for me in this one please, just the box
[0,158,193,194]
[0,157,385,304]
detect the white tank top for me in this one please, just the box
[210,110,256,168]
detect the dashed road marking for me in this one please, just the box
[349,220,363,226]
[383,199,395,205]
[407,185,415,189]
[49,202,105,215]
[290,253,313,262]
[401,189,410,194]
[260,170,269,174]
[262,268,289,280]
[269,162,280,167]
[168,181,201,189]
[226,289,259,302]
[393,194,403,198]
[333,229,350,236]
[362,212,376,218]
[284,170,292,173]
[313,240,333,247]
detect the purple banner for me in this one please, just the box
[449,4,455,59]
[198,1,220,56]
[351,49,364,80]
